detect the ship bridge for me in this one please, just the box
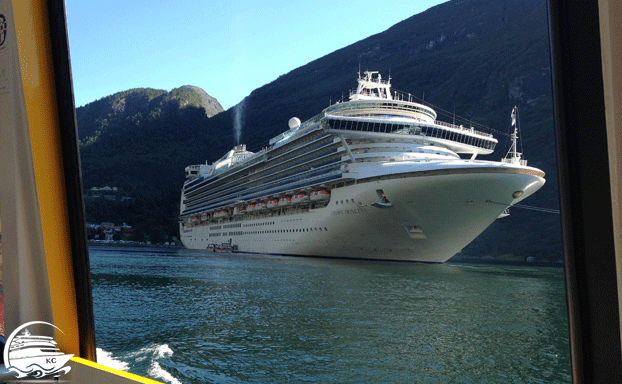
[337,70,437,123]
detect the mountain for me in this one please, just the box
[78,86,223,145]
[78,86,226,242]
[78,0,562,259]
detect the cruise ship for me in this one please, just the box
[179,71,545,263]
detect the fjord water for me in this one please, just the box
[90,246,570,383]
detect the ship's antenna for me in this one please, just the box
[517,106,524,157]
[504,106,523,164]
[512,107,518,159]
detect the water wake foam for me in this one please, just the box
[148,361,183,384]
[117,344,181,384]
[141,344,181,384]
[96,348,130,371]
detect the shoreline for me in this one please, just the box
[87,241,183,248]
[87,243,564,267]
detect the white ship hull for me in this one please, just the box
[181,163,544,263]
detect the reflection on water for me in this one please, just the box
[90,246,571,383]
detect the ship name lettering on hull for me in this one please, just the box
[331,208,367,216]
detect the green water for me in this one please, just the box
[90,247,570,383]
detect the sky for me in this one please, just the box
[65,0,447,111]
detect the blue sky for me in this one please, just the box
[66,0,447,110]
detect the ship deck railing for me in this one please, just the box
[433,120,494,138]
[325,100,436,122]
[181,165,344,217]
[185,143,341,204]
[189,161,341,210]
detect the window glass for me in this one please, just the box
[64,0,568,382]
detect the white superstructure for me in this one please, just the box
[179,71,545,263]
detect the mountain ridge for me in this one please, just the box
[78,85,223,146]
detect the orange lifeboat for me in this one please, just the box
[191,216,199,223]
[200,213,208,221]
[292,193,309,205]
[256,202,267,210]
[267,199,279,209]
[310,190,330,201]
[247,204,256,212]
[278,196,292,206]
[214,210,229,219]
[239,205,247,214]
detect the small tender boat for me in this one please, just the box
[207,243,238,252]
